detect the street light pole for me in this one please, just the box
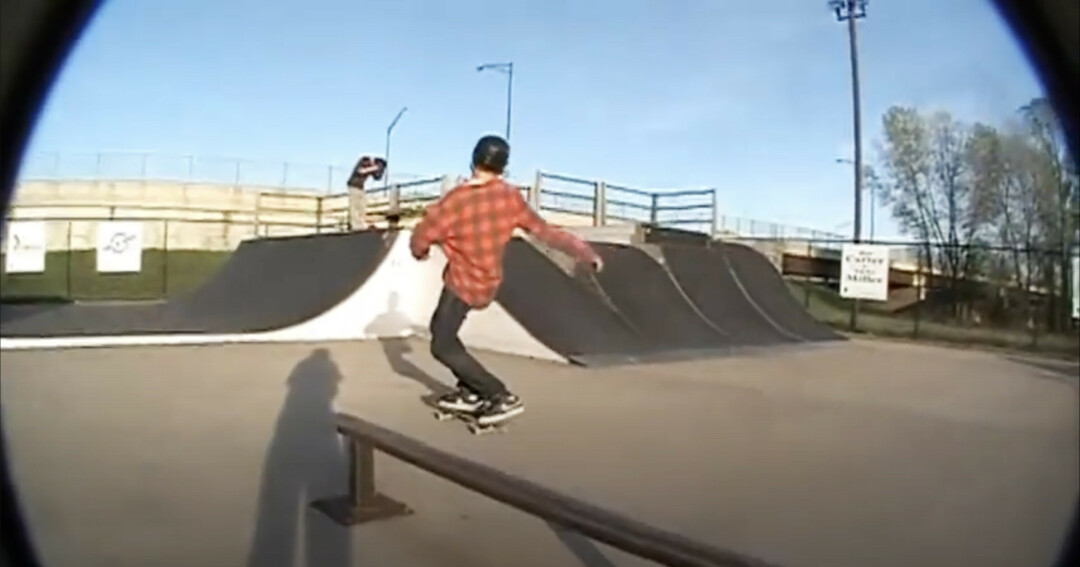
[384,106,408,190]
[830,0,868,332]
[477,62,514,143]
[836,157,874,241]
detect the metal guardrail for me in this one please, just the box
[16,151,859,242]
[313,413,783,567]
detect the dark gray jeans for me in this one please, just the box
[428,287,508,399]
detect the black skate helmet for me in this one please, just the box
[471,134,509,174]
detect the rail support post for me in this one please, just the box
[311,436,412,526]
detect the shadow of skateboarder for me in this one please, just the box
[246,349,352,567]
[365,292,453,399]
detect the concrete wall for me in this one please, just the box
[5,179,606,252]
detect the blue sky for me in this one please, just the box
[21,0,1045,238]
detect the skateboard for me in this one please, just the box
[424,398,514,435]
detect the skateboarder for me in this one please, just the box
[410,134,603,425]
[346,155,387,231]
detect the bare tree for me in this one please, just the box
[874,106,993,320]
[969,123,1046,326]
[1018,97,1078,330]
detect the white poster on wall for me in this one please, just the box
[840,243,890,301]
[97,221,144,273]
[3,221,47,273]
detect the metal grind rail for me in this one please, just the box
[311,413,785,567]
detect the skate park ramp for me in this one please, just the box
[414,237,751,367]
[584,242,742,355]
[0,230,399,340]
[499,237,834,364]
[491,239,658,366]
[408,241,568,364]
[661,243,833,346]
[717,241,844,342]
[0,229,573,365]
[0,226,838,362]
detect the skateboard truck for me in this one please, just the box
[310,436,413,525]
[432,407,510,435]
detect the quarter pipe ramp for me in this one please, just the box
[1,230,397,337]
[492,240,655,366]
[585,242,741,354]
[717,242,843,342]
[662,244,805,346]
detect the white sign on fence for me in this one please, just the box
[97,221,144,273]
[3,221,47,273]
[840,243,890,302]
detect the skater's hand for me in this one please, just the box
[589,256,604,273]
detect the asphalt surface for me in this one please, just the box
[1,338,1075,567]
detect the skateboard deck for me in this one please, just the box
[423,398,515,435]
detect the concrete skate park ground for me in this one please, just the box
[1,338,1076,567]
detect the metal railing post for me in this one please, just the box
[593,181,607,227]
[389,184,401,213]
[804,240,812,309]
[161,220,170,298]
[530,170,542,210]
[65,220,74,300]
[311,436,412,526]
[710,188,718,238]
[253,192,263,238]
[352,437,377,505]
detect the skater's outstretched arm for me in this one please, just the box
[410,199,451,260]
[513,192,601,268]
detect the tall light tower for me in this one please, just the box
[829,0,868,331]
[477,62,514,143]
[836,157,874,240]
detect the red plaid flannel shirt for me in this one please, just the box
[410,178,599,308]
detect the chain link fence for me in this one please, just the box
[760,237,1079,357]
[17,151,436,194]
[1,218,299,301]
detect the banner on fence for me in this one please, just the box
[97,221,144,273]
[840,243,890,301]
[3,221,47,273]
